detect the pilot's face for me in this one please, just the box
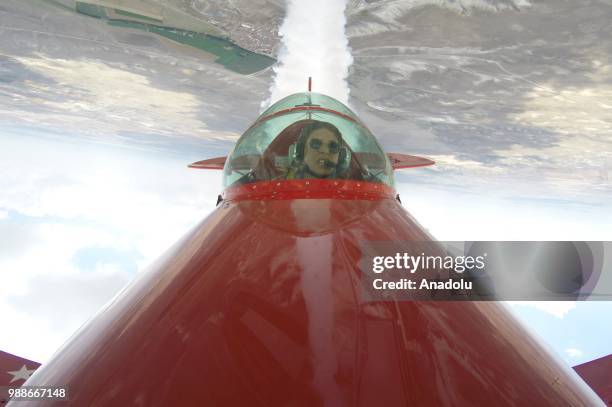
[303,128,340,178]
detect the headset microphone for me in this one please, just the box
[323,160,336,169]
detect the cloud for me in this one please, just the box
[9,263,132,329]
[507,301,576,319]
[0,220,134,362]
[397,182,612,241]
[565,347,584,359]
[0,219,42,260]
[0,131,222,362]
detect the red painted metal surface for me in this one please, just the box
[387,153,435,169]
[1,350,41,404]
[18,196,603,406]
[188,156,226,169]
[0,350,40,387]
[574,355,612,405]
[223,179,395,201]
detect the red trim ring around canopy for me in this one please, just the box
[223,179,396,202]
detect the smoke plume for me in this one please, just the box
[263,0,353,108]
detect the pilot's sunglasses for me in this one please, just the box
[309,138,340,153]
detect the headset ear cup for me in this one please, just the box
[288,143,297,167]
[338,147,350,173]
[295,129,308,161]
[296,139,304,160]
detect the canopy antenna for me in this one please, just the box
[307,76,313,117]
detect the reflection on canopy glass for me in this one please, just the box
[223,93,394,188]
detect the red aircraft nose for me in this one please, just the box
[18,196,601,406]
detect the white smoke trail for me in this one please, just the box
[263,0,354,108]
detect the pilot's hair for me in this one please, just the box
[295,121,343,161]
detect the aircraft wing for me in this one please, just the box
[0,350,41,403]
[188,156,227,169]
[574,354,612,406]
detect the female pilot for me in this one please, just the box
[287,121,347,179]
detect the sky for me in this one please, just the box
[0,0,611,369]
[0,127,219,362]
[397,180,612,365]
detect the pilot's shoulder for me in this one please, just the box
[285,166,300,180]
[286,169,295,180]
